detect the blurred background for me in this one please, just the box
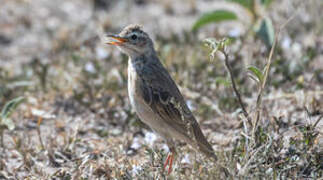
[0,0,322,179]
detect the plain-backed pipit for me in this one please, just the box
[106,24,217,174]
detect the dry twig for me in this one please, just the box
[252,11,300,139]
[221,50,252,126]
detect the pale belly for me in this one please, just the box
[128,66,155,126]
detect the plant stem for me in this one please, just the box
[252,11,298,140]
[0,130,3,148]
[222,51,252,126]
[37,117,45,150]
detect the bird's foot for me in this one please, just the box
[163,152,174,175]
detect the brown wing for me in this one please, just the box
[138,59,194,127]
[137,58,216,160]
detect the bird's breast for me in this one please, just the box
[127,60,146,111]
[127,60,158,126]
[128,63,138,108]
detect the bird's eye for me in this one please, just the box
[131,34,137,40]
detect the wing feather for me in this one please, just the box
[138,60,193,127]
[137,58,216,160]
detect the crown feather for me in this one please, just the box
[120,24,144,36]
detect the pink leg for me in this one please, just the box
[167,153,174,175]
[163,153,171,171]
[163,147,176,175]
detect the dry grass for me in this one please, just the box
[0,0,322,179]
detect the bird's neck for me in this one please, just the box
[129,49,158,65]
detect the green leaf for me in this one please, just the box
[192,10,238,31]
[248,66,264,83]
[1,96,25,130]
[254,17,275,47]
[260,0,273,7]
[215,77,231,87]
[1,118,15,130]
[226,0,254,11]
[223,38,235,46]
[203,38,232,58]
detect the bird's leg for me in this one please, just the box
[168,151,174,175]
[163,153,171,170]
[163,146,176,175]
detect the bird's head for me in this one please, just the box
[106,24,155,58]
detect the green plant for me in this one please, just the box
[193,0,275,47]
[203,35,322,178]
[204,38,252,125]
[192,10,237,32]
[0,96,25,147]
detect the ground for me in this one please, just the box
[0,0,322,179]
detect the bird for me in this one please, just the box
[106,24,217,174]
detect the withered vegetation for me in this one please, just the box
[0,0,322,179]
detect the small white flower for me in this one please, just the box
[131,165,142,175]
[144,131,157,146]
[85,62,96,74]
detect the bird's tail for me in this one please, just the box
[191,121,217,161]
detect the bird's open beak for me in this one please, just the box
[106,34,128,45]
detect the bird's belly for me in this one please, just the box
[130,95,189,143]
[128,84,164,129]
